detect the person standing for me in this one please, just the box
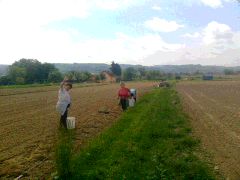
[56,77,72,129]
[118,82,130,111]
[130,88,137,102]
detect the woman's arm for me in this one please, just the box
[60,77,69,89]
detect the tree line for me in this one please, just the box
[0,59,175,86]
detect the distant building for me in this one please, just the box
[202,74,213,80]
[101,71,116,83]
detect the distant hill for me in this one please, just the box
[54,63,240,74]
[2,63,240,76]
[0,65,9,76]
[54,63,110,74]
[148,64,227,74]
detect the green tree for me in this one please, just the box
[110,61,121,76]
[8,59,58,84]
[137,67,146,78]
[12,59,41,83]
[224,69,234,75]
[146,70,162,80]
[40,63,56,82]
[0,75,12,85]
[8,66,26,83]
[65,71,92,83]
[48,71,63,83]
[123,67,137,81]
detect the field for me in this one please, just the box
[56,88,214,179]
[177,81,240,180]
[0,82,154,179]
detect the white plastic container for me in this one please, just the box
[129,98,135,107]
[67,117,76,129]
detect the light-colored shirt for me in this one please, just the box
[56,88,71,115]
[130,89,137,97]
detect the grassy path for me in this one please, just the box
[56,88,215,179]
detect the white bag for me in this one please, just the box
[129,98,135,107]
[67,117,76,129]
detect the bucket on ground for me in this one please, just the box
[67,117,76,129]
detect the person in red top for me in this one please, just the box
[118,82,130,111]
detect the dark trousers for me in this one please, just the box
[120,99,128,111]
[60,104,70,129]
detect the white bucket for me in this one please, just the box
[67,117,76,129]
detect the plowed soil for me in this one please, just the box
[0,82,154,179]
[177,81,240,180]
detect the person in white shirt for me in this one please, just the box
[130,88,137,102]
[56,77,72,129]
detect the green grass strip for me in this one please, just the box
[56,88,215,180]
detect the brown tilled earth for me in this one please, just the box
[0,82,154,179]
[177,81,240,180]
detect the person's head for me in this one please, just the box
[64,82,73,91]
[120,81,125,88]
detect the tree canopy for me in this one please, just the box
[110,61,122,76]
[0,59,61,85]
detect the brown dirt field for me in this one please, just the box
[0,82,154,179]
[177,81,240,180]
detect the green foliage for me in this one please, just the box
[48,71,63,83]
[123,67,137,81]
[55,130,74,179]
[55,89,215,179]
[224,69,235,75]
[122,67,164,81]
[8,66,26,83]
[15,77,25,85]
[110,61,122,76]
[2,59,61,85]
[0,75,12,85]
[146,70,163,80]
[65,71,92,83]
[138,67,146,78]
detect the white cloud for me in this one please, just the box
[95,0,146,10]
[142,21,240,65]
[182,21,235,49]
[182,32,201,38]
[152,5,161,11]
[0,23,184,64]
[201,0,223,8]
[203,22,232,45]
[0,0,238,66]
[200,0,235,8]
[144,17,184,32]
[0,0,91,28]
[0,0,152,64]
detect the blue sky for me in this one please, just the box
[0,0,239,65]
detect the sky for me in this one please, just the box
[0,0,239,66]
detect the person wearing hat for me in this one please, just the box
[56,77,73,129]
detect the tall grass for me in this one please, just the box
[55,130,74,179]
[55,88,215,179]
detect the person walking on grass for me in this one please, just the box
[118,82,130,111]
[56,77,73,129]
